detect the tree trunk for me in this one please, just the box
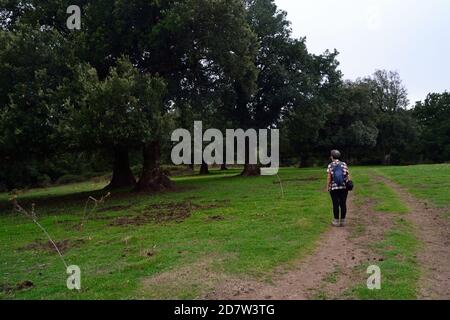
[105,146,136,189]
[199,160,209,175]
[136,141,174,192]
[383,153,392,165]
[299,153,311,168]
[240,141,261,176]
[241,164,260,176]
[221,142,228,170]
[189,151,194,170]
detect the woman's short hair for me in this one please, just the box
[331,150,341,159]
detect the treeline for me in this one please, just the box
[0,0,449,190]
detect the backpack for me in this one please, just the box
[331,162,346,187]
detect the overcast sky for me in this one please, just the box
[274,0,450,105]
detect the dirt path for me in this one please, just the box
[206,193,388,300]
[376,175,450,299]
[206,216,359,299]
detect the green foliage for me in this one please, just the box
[152,0,259,132]
[414,92,450,162]
[376,109,421,164]
[318,80,379,162]
[0,23,78,188]
[369,70,409,113]
[314,71,421,165]
[0,0,448,189]
[236,0,343,169]
[66,57,166,149]
[247,0,341,131]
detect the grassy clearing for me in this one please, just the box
[375,164,450,213]
[0,168,332,299]
[350,218,420,300]
[352,168,409,214]
[1,165,442,300]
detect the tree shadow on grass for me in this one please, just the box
[0,169,248,216]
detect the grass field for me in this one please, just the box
[0,165,448,299]
[0,168,332,299]
[352,168,409,214]
[376,164,450,216]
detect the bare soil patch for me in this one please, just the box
[140,257,236,299]
[1,280,34,294]
[96,204,133,212]
[109,201,224,227]
[19,239,86,254]
[206,215,225,221]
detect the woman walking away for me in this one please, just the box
[326,150,351,227]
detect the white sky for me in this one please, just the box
[274,0,450,104]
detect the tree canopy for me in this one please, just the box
[0,0,448,190]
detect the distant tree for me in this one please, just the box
[226,0,342,173]
[148,0,258,177]
[0,23,77,188]
[414,92,450,162]
[66,58,167,189]
[367,70,417,164]
[318,80,379,163]
[315,71,420,165]
[283,48,342,167]
[370,70,409,113]
[376,109,420,164]
[2,0,167,188]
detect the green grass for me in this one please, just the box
[352,168,409,214]
[375,164,450,210]
[348,168,420,299]
[0,168,333,299]
[351,218,420,300]
[323,266,341,284]
[1,164,444,299]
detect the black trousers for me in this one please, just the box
[330,189,349,220]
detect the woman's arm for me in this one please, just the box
[326,172,331,192]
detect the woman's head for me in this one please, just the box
[330,150,341,160]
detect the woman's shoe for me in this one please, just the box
[332,219,340,227]
[340,219,346,227]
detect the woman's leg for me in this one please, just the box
[339,189,349,219]
[330,191,340,220]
